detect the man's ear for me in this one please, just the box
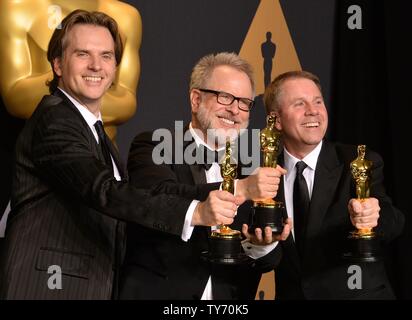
[53,57,63,77]
[190,89,201,113]
[274,112,282,131]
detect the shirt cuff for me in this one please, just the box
[181,200,199,242]
[241,239,278,260]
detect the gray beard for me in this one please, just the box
[196,104,248,148]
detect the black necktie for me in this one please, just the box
[94,120,114,173]
[293,161,310,255]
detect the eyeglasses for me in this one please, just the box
[198,88,254,112]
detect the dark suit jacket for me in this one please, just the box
[0,92,193,299]
[274,141,404,300]
[119,130,281,300]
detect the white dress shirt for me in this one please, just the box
[58,88,121,181]
[282,141,323,240]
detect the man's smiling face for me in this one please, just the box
[191,65,252,146]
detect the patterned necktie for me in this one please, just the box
[293,161,310,255]
[94,120,113,173]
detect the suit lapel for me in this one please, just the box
[53,90,126,179]
[181,127,207,185]
[53,90,91,132]
[106,139,126,179]
[53,91,99,157]
[305,141,344,242]
[189,165,207,185]
[279,142,344,272]
[178,129,210,238]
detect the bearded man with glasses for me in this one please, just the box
[119,52,291,300]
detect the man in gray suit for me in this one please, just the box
[0,10,241,300]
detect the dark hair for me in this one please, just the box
[264,70,322,114]
[46,9,123,93]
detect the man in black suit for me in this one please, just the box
[120,52,292,300]
[0,11,241,300]
[263,70,404,299]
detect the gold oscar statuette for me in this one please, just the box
[350,145,374,238]
[212,138,241,237]
[343,145,380,262]
[205,137,248,264]
[251,114,286,234]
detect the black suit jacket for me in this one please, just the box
[274,141,404,299]
[119,130,280,300]
[0,92,193,299]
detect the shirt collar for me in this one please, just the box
[189,123,224,152]
[284,140,323,176]
[58,87,102,127]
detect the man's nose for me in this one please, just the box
[88,55,102,71]
[305,103,319,115]
[225,99,240,115]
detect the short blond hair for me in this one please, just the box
[189,52,255,94]
[264,70,322,114]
